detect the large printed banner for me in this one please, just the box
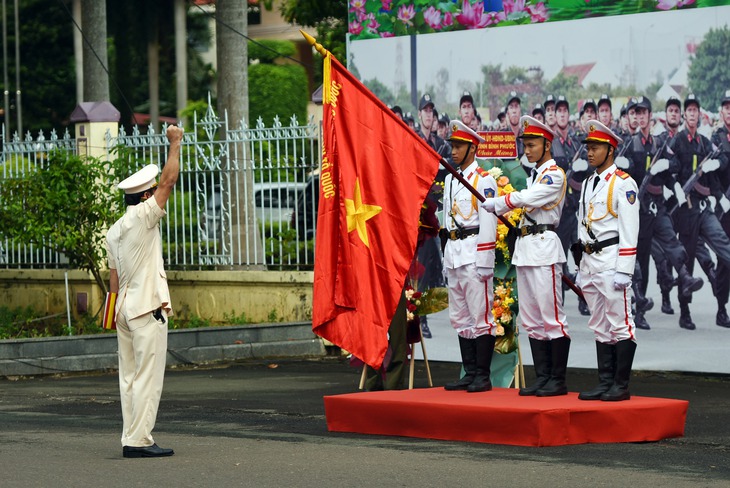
[348,0,726,41]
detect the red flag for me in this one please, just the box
[312,53,441,369]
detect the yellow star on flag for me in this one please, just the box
[345,178,382,247]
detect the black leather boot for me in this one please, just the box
[716,306,730,328]
[519,338,552,396]
[467,334,496,392]
[634,311,650,330]
[578,342,616,400]
[678,302,696,330]
[536,337,571,397]
[444,336,477,390]
[661,290,674,315]
[678,265,703,298]
[601,339,637,401]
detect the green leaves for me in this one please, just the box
[0,150,125,295]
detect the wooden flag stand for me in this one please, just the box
[358,324,433,391]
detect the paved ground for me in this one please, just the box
[1,358,729,487]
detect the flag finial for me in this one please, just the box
[300,30,329,57]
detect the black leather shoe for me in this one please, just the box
[123,444,174,458]
[679,313,696,330]
[634,312,650,330]
[717,309,730,328]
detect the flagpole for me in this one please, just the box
[438,158,584,301]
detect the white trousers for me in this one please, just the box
[116,308,168,447]
[579,270,636,344]
[516,264,570,340]
[447,263,496,339]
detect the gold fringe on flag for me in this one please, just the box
[300,30,332,105]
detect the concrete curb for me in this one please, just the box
[0,322,326,377]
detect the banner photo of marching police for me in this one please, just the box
[346,1,730,375]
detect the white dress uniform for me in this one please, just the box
[106,164,172,448]
[493,159,569,341]
[443,160,498,338]
[578,164,639,343]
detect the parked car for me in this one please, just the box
[201,181,305,241]
[253,181,305,225]
[290,173,320,241]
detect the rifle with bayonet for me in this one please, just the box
[636,133,674,202]
[668,144,722,215]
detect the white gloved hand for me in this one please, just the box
[720,195,730,214]
[574,272,582,289]
[613,272,632,290]
[480,198,496,212]
[708,195,717,211]
[520,154,535,170]
[476,267,494,282]
[662,185,674,201]
[702,159,721,173]
[615,156,630,169]
[649,158,670,175]
[572,158,588,172]
[673,182,687,207]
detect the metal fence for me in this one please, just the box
[0,104,321,270]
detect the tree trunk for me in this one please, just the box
[81,0,109,101]
[174,0,188,126]
[147,2,160,132]
[216,0,262,267]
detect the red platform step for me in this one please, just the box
[324,387,688,447]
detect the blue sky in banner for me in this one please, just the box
[348,5,730,112]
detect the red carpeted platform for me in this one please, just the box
[324,387,688,447]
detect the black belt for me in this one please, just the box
[447,227,479,240]
[580,236,619,254]
[519,224,556,237]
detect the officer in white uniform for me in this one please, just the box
[106,125,183,458]
[441,120,499,393]
[481,115,570,397]
[575,120,640,402]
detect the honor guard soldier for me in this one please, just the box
[669,94,730,330]
[481,116,571,397]
[574,121,640,402]
[106,125,183,458]
[712,90,730,328]
[550,96,589,313]
[442,120,499,393]
[623,96,703,330]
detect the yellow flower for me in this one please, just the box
[496,325,505,336]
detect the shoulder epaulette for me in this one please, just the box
[476,167,489,177]
[616,169,629,179]
[548,165,559,171]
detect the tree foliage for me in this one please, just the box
[0,151,122,295]
[687,26,730,111]
[248,40,308,125]
[274,0,347,84]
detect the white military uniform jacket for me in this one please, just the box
[493,159,567,266]
[577,164,639,275]
[442,161,498,269]
[106,195,173,321]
